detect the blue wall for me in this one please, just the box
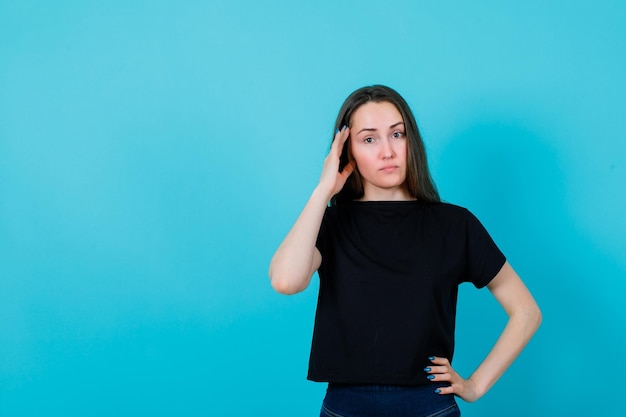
[1,1,625,415]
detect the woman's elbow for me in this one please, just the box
[270,277,295,295]
[523,301,543,333]
[510,299,542,335]
[532,303,543,329]
[268,268,307,295]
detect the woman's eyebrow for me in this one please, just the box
[356,122,404,135]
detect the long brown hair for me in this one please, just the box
[330,85,440,205]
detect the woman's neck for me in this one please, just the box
[358,185,414,202]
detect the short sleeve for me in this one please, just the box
[462,209,506,288]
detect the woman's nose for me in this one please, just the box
[381,138,394,158]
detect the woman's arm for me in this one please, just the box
[269,127,354,295]
[427,261,542,401]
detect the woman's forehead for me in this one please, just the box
[350,101,404,129]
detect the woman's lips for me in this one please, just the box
[380,165,399,173]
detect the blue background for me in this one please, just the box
[1,1,625,415]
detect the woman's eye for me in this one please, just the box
[392,131,404,139]
[364,137,375,143]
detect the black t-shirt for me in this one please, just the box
[308,200,506,385]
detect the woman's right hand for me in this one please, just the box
[318,126,356,198]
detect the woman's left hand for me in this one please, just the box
[425,356,482,402]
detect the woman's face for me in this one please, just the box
[349,101,410,201]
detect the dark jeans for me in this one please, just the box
[320,383,460,417]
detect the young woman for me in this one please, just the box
[269,85,541,417]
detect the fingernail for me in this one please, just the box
[424,367,431,372]
[342,125,347,130]
[427,375,435,380]
[428,356,435,361]
[435,389,441,394]
[335,128,340,134]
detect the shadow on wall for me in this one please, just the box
[437,118,626,416]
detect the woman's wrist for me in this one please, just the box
[312,184,335,205]
[466,375,489,400]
